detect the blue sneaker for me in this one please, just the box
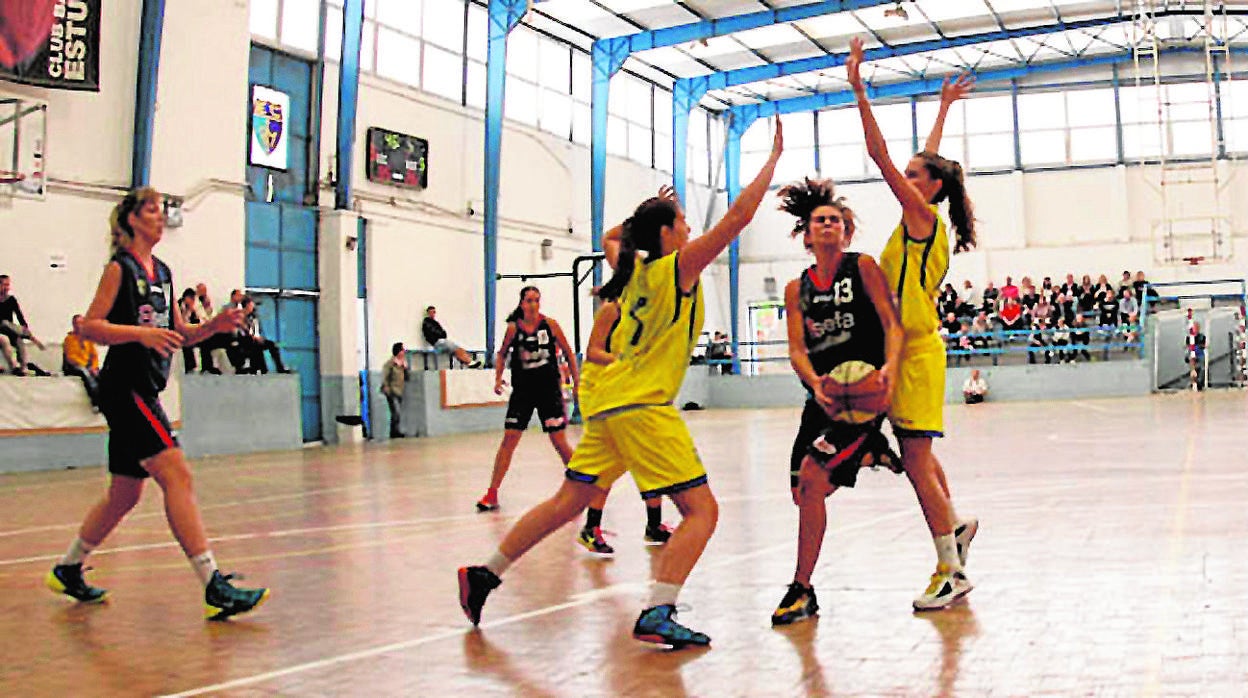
[632,604,711,649]
[46,563,108,603]
[204,570,269,621]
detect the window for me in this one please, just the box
[540,89,572,139]
[423,45,463,102]
[1222,80,1248,153]
[963,95,1014,170]
[506,76,538,126]
[423,0,466,52]
[466,59,486,109]
[507,27,539,82]
[376,27,420,86]
[466,5,487,62]
[377,0,421,36]
[251,0,278,39]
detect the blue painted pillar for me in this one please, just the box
[589,37,629,286]
[483,0,528,360]
[336,0,364,210]
[671,77,708,204]
[131,0,165,188]
[725,115,747,375]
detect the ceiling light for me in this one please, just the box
[884,2,910,20]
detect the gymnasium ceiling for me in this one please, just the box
[520,1,1248,109]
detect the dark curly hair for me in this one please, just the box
[776,178,855,240]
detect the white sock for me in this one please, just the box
[647,582,682,608]
[190,551,218,587]
[934,534,961,571]
[60,537,95,566]
[485,550,512,577]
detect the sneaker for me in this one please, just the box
[633,604,711,649]
[912,563,973,612]
[467,359,484,369]
[955,518,979,568]
[204,570,270,621]
[457,565,501,626]
[577,527,615,557]
[771,582,819,626]
[475,494,500,513]
[643,523,673,546]
[45,563,108,603]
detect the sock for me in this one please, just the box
[647,581,682,608]
[934,534,961,571]
[190,551,218,587]
[646,502,662,529]
[585,507,603,530]
[483,487,498,503]
[485,550,512,577]
[60,537,95,566]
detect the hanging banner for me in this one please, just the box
[0,0,101,92]
[250,85,290,170]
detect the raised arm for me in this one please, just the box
[677,121,783,292]
[846,37,934,234]
[604,184,682,271]
[924,73,974,154]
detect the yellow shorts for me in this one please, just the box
[565,404,707,499]
[888,333,946,438]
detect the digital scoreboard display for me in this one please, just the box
[366,127,428,189]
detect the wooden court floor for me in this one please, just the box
[2,391,1247,696]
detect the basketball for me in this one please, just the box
[821,360,889,424]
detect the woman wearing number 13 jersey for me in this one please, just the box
[458,122,785,650]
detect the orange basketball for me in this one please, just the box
[821,360,888,424]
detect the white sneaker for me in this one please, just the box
[913,563,973,611]
[955,518,979,568]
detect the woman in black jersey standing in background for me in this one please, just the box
[46,187,269,620]
[770,178,903,626]
[476,286,671,554]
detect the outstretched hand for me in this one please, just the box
[846,37,865,91]
[769,118,784,160]
[657,184,682,216]
[941,72,975,105]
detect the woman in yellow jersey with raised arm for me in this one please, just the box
[459,123,785,649]
[847,37,980,611]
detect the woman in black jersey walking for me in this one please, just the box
[475,287,672,554]
[770,179,903,626]
[46,188,269,620]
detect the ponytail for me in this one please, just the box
[597,197,675,301]
[505,285,540,323]
[918,152,976,254]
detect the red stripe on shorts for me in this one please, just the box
[132,392,175,448]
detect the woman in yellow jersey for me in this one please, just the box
[459,123,785,649]
[847,37,980,611]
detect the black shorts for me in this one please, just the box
[792,401,900,490]
[98,388,179,479]
[504,379,567,433]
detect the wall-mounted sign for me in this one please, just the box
[250,85,289,170]
[0,0,101,91]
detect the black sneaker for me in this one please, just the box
[45,563,108,603]
[771,582,819,626]
[643,523,673,546]
[204,570,270,621]
[457,565,501,626]
[633,604,711,649]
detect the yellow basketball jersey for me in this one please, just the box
[879,204,949,339]
[579,252,704,418]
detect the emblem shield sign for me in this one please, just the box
[250,85,289,170]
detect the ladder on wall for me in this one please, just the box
[1131,0,1234,265]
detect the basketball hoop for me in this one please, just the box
[1183,256,1205,266]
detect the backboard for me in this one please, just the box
[0,96,47,201]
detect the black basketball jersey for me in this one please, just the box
[99,250,175,396]
[508,317,559,384]
[798,253,885,383]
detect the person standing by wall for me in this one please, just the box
[381,342,409,438]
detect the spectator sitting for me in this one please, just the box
[981,281,1000,316]
[381,341,409,438]
[177,289,208,374]
[1052,317,1072,363]
[61,314,101,409]
[1039,276,1056,305]
[1055,292,1077,325]
[1070,314,1092,362]
[193,283,234,374]
[1060,273,1077,297]
[970,312,992,350]
[999,297,1024,337]
[1117,270,1133,300]
[1028,317,1051,364]
[1119,289,1140,345]
[421,305,483,368]
[238,297,292,374]
[962,369,988,404]
[938,283,960,318]
[0,274,47,376]
[706,331,733,375]
[1019,280,1037,311]
[1133,270,1160,304]
[1077,277,1097,317]
[1097,288,1120,333]
[941,311,962,337]
[1000,276,1019,302]
[1033,296,1054,326]
[1094,274,1112,303]
[959,279,979,317]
